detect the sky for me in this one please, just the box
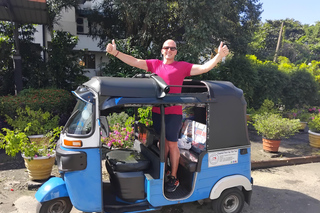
[259,0,320,25]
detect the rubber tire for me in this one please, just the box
[212,187,245,213]
[36,197,73,213]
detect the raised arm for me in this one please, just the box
[106,39,148,71]
[190,42,229,76]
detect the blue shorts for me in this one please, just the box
[152,113,182,142]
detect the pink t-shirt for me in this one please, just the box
[146,59,193,114]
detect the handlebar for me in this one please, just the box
[133,73,170,97]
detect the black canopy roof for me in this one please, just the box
[76,76,249,150]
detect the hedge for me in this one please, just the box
[0,88,75,119]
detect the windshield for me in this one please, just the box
[65,100,94,135]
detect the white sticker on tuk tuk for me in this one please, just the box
[208,149,238,167]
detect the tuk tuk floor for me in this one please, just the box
[1,128,320,213]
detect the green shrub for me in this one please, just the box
[107,112,134,130]
[283,69,320,109]
[5,107,60,135]
[253,113,300,140]
[252,61,289,109]
[0,88,74,118]
[138,107,153,127]
[256,99,283,115]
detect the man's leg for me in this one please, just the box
[164,139,170,171]
[167,140,180,178]
[165,139,180,192]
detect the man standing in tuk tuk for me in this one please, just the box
[106,39,229,192]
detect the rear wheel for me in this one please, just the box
[212,188,244,213]
[36,197,73,213]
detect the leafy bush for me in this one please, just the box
[256,99,283,115]
[283,69,320,109]
[253,113,300,140]
[251,60,289,109]
[106,112,134,130]
[138,107,153,127]
[0,88,74,119]
[5,107,60,135]
[203,55,258,108]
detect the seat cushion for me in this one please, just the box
[106,149,150,172]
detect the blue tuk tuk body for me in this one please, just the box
[35,76,252,213]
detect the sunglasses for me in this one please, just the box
[162,46,177,51]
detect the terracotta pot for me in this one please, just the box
[22,151,56,180]
[262,138,281,153]
[308,130,320,148]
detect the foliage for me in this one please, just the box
[0,125,62,159]
[103,38,150,77]
[21,126,62,159]
[0,22,44,95]
[138,107,153,127]
[101,124,134,149]
[283,69,319,109]
[5,107,60,135]
[206,55,258,107]
[46,31,88,91]
[308,113,320,133]
[89,0,262,69]
[0,22,88,95]
[255,99,281,115]
[0,88,74,121]
[248,19,320,64]
[253,113,300,140]
[286,106,314,122]
[0,128,29,157]
[46,0,79,31]
[252,60,289,108]
[106,112,134,130]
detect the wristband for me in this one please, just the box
[114,51,119,57]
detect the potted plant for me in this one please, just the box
[307,114,320,148]
[252,113,301,152]
[0,125,62,180]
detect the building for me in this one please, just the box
[34,0,108,78]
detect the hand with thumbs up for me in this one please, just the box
[218,41,229,58]
[106,39,118,56]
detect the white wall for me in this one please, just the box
[54,8,77,35]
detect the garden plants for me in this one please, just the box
[0,124,62,180]
[253,113,301,152]
[5,106,59,135]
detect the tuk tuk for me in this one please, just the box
[35,74,252,213]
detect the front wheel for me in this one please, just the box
[36,197,73,213]
[212,188,245,213]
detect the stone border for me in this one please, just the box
[252,155,320,170]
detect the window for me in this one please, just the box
[79,54,95,69]
[65,100,94,135]
[76,16,89,34]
